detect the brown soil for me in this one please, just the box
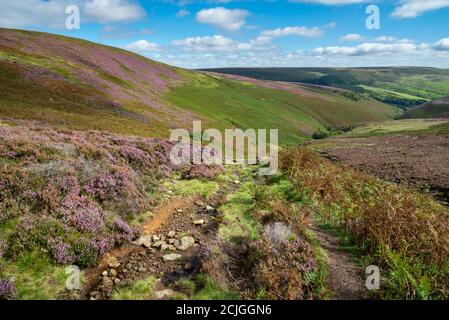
[311,225,369,300]
[316,134,449,203]
[82,175,240,300]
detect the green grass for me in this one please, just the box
[280,148,449,299]
[171,179,219,198]
[111,276,156,300]
[218,181,262,243]
[343,119,449,137]
[0,29,402,143]
[205,67,449,109]
[0,250,69,300]
[175,275,239,300]
[359,84,428,101]
[165,72,398,145]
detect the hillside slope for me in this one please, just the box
[204,67,449,109]
[401,97,449,119]
[0,28,399,144]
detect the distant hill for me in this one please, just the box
[0,28,399,144]
[401,97,449,119]
[203,67,449,109]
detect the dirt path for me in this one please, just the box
[82,172,242,300]
[310,225,369,300]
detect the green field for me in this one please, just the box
[164,71,398,145]
[205,67,449,109]
[0,28,400,145]
[342,119,449,137]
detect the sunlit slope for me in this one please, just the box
[0,28,399,144]
[401,97,449,119]
[205,67,449,109]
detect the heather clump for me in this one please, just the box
[0,279,16,300]
[0,121,180,268]
[248,236,318,300]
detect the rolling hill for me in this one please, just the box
[0,28,399,144]
[203,67,449,109]
[401,96,449,119]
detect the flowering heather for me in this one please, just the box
[91,237,114,257]
[0,279,16,300]
[59,195,106,233]
[49,237,75,265]
[0,121,220,270]
[112,218,137,242]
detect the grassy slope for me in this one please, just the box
[205,67,449,109]
[0,28,398,145]
[401,97,449,119]
[339,119,449,138]
[164,71,399,145]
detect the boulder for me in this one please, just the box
[152,240,165,248]
[167,231,176,238]
[132,235,152,248]
[193,219,205,226]
[162,253,182,261]
[178,236,195,251]
[154,289,175,299]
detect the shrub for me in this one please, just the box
[248,236,318,300]
[280,147,449,299]
[312,130,329,140]
[71,237,101,268]
[0,279,16,300]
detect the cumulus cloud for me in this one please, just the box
[172,35,253,52]
[341,33,364,41]
[0,0,70,28]
[85,0,145,23]
[125,40,162,53]
[433,37,449,51]
[0,0,146,28]
[374,35,397,42]
[313,42,419,56]
[261,26,323,38]
[196,7,249,31]
[392,0,449,18]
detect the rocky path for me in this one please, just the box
[83,174,242,300]
[310,225,369,300]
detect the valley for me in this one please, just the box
[1,28,449,302]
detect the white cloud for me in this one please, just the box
[0,0,70,28]
[0,0,146,28]
[374,35,397,42]
[125,40,162,53]
[172,35,253,52]
[249,36,273,46]
[433,37,449,51]
[289,0,367,4]
[313,42,419,56]
[261,26,323,38]
[85,0,146,23]
[196,7,249,31]
[341,33,364,41]
[176,9,190,17]
[392,0,449,18]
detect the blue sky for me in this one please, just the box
[1,0,449,68]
